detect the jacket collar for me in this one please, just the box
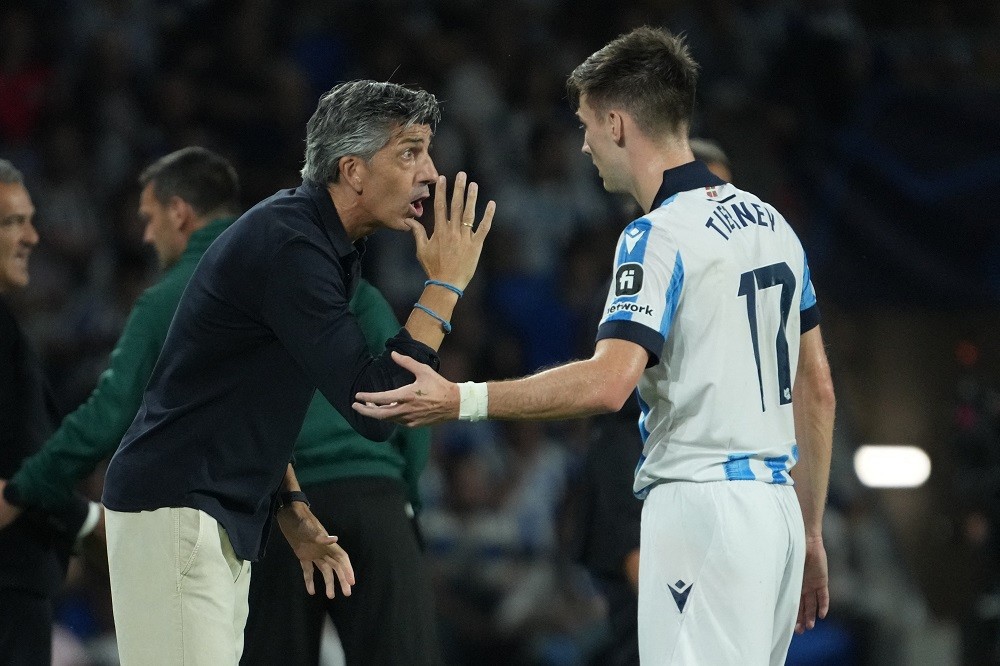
[182,216,236,258]
[301,179,362,260]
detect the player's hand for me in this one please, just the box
[796,535,829,633]
[0,480,23,530]
[277,502,354,598]
[409,172,495,290]
[353,351,460,427]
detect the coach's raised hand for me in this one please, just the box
[404,172,494,347]
[412,172,494,289]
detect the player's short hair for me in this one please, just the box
[0,159,25,185]
[139,147,241,217]
[301,80,441,184]
[567,26,699,138]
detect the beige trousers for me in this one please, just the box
[105,507,252,665]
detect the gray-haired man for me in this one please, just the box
[101,80,494,664]
[0,159,99,665]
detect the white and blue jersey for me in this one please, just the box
[596,161,820,497]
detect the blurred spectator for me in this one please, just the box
[0,8,53,150]
[952,341,1000,664]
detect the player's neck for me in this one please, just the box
[630,140,693,213]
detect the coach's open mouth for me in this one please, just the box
[409,194,428,218]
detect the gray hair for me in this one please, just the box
[301,80,441,184]
[0,159,25,185]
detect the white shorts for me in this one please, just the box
[638,481,805,665]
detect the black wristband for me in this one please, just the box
[276,490,310,511]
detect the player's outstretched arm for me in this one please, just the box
[789,325,835,632]
[353,338,647,426]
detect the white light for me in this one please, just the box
[853,445,931,488]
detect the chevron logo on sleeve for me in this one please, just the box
[624,227,645,254]
[669,579,692,612]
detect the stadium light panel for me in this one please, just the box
[853,445,931,488]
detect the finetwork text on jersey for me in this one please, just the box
[607,301,654,316]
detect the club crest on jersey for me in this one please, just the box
[615,263,643,296]
[705,185,719,198]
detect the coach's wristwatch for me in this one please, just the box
[276,490,310,511]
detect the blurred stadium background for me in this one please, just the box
[1,0,998,664]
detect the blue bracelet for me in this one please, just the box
[424,279,464,298]
[413,302,452,333]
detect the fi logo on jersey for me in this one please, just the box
[615,263,644,296]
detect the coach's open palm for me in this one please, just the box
[277,502,354,599]
[409,172,495,290]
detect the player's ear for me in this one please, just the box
[609,111,624,144]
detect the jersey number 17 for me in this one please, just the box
[738,262,795,412]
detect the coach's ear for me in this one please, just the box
[339,157,366,194]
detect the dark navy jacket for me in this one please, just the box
[0,299,89,596]
[103,180,438,560]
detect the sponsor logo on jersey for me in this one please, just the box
[669,579,693,612]
[615,263,643,296]
[607,301,654,317]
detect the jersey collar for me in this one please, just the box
[651,160,727,210]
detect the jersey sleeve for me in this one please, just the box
[596,218,684,366]
[799,250,820,333]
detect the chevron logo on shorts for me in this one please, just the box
[669,579,692,612]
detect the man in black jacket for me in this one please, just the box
[102,81,494,664]
[0,159,100,664]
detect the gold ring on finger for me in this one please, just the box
[462,222,474,228]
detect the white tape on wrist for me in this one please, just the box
[458,382,488,421]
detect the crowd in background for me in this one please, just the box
[1,0,998,664]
